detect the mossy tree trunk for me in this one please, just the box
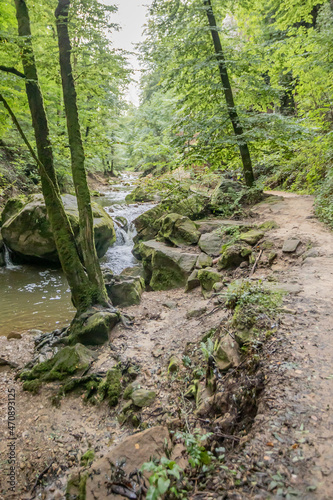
[14,0,109,314]
[55,0,109,306]
[203,0,255,187]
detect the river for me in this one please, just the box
[0,174,154,336]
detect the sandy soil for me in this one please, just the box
[0,192,332,499]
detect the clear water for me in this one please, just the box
[0,174,154,336]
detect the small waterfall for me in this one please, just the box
[3,245,17,270]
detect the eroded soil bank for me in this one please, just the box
[0,192,332,499]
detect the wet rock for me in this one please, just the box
[185,269,200,292]
[68,310,119,346]
[217,243,252,269]
[7,332,22,340]
[197,267,221,292]
[239,229,264,246]
[198,230,225,256]
[282,238,301,253]
[196,252,213,268]
[1,194,116,263]
[158,213,200,247]
[131,388,156,408]
[136,240,198,291]
[120,265,144,279]
[113,215,128,231]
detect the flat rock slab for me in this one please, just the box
[282,238,301,253]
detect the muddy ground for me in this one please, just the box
[0,192,332,499]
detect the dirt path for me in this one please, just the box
[1,192,333,499]
[239,192,333,499]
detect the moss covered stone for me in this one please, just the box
[217,244,252,269]
[1,194,115,263]
[158,213,200,247]
[131,388,156,408]
[22,379,42,394]
[98,368,122,407]
[136,240,198,291]
[196,253,213,269]
[239,229,264,246]
[197,267,221,292]
[20,344,96,383]
[68,311,119,346]
[106,276,144,307]
[0,196,26,225]
[259,220,279,231]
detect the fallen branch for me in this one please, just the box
[249,249,263,277]
[30,461,53,496]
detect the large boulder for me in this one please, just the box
[158,213,200,247]
[1,194,116,263]
[136,239,198,291]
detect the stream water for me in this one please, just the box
[0,173,154,336]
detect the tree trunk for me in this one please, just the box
[203,0,255,187]
[14,0,107,313]
[55,0,109,306]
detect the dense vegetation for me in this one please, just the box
[2,0,333,222]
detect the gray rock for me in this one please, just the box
[106,276,144,307]
[282,238,301,253]
[136,240,198,291]
[196,253,213,269]
[186,307,207,319]
[185,269,200,292]
[131,389,156,408]
[217,243,252,269]
[239,229,264,246]
[198,230,225,256]
[158,213,200,247]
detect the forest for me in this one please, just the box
[0,0,333,499]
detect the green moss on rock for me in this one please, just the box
[197,267,221,292]
[158,213,200,247]
[80,450,95,467]
[20,344,96,383]
[217,244,252,269]
[68,311,119,346]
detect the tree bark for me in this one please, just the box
[13,0,107,313]
[203,0,255,187]
[55,0,109,306]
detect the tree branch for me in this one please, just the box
[0,65,26,78]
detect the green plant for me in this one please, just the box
[176,430,214,470]
[141,457,184,499]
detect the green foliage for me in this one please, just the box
[141,457,184,499]
[226,279,282,313]
[0,0,130,180]
[176,430,214,470]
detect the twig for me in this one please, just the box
[249,249,263,276]
[30,461,53,496]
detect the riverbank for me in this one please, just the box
[1,190,332,499]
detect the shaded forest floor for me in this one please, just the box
[0,191,332,499]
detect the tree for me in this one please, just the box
[5,0,111,317]
[203,0,254,186]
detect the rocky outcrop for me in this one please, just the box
[158,213,200,247]
[136,239,198,291]
[1,194,116,264]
